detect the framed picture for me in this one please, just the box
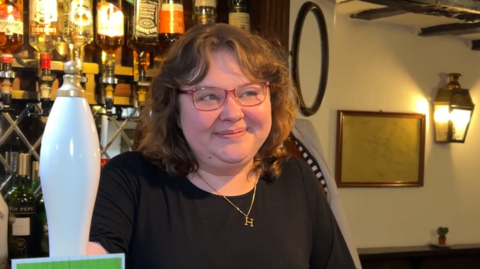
[335,110,426,187]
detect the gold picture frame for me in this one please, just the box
[335,110,426,187]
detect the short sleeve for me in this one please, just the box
[89,153,140,254]
[296,159,356,269]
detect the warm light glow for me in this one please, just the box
[451,109,472,141]
[434,105,450,123]
[434,105,472,141]
[101,51,106,64]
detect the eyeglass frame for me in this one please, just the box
[177,81,270,111]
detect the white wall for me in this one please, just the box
[290,0,480,248]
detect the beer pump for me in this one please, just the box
[40,0,101,257]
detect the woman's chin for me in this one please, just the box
[215,151,251,165]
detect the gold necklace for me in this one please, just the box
[197,173,257,227]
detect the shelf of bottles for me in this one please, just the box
[0,0,251,265]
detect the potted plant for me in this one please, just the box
[437,227,449,245]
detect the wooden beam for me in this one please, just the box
[419,22,480,36]
[350,7,407,20]
[471,40,480,50]
[358,0,480,22]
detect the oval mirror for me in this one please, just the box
[291,1,330,117]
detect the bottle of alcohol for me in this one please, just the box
[62,0,94,73]
[0,0,24,108]
[29,0,60,53]
[228,0,249,31]
[29,0,59,115]
[0,192,8,269]
[127,0,159,93]
[31,163,48,258]
[158,0,185,54]
[8,153,36,259]
[126,0,159,53]
[95,0,124,54]
[0,0,24,54]
[193,0,217,26]
[33,195,48,257]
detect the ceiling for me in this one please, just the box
[335,0,480,48]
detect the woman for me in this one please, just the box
[88,23,356,269]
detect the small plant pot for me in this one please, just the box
[438,236,446,245]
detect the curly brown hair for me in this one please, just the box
[137,23,298,182]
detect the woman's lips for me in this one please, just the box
[215,128,247,138]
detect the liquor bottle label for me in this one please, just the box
[97,3,124,37]
[11,217,30,236]
[0,4,24,36]
[69,0,92,29]
[9,207,36,236]
[228,12,250,32]
[30,0,58,35]
[135,0,158,37]
[159,3,185,34]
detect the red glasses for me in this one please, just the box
[178,81,269,111]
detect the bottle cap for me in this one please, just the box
[31,161,39,181]
[40,53,51,69]
[195,0,217,7]
[18,153,31,177]
[1,54,13,64]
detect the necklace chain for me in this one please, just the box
[197,173,257,227]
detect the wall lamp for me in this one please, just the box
[433,73,475,143]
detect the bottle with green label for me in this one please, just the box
[8,154,36,259]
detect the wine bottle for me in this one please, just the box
[31,161,48,258]
[0,192,8,269]
[8,154,36,259]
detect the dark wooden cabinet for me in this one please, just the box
[359,244,480,269]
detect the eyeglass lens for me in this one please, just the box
[193,83,266,110]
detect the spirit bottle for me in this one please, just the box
[95,0,124,54]
[127,0,159,105]
[193,0,217,26]
[228,0,249,31]
[62,0,94,75]
[95,0,124,111]
[29,0,59,115]
[0,0,24,53]
[0,0,24,108]
[29,0,59,53]
[158,0,184,54]
[8,153,36,259]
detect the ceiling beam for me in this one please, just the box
[350,7,408,20]
[358,0,480,22]
[418,22,480,36]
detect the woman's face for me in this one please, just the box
[178,50,272,173]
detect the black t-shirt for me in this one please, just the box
[90,151,356,269]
